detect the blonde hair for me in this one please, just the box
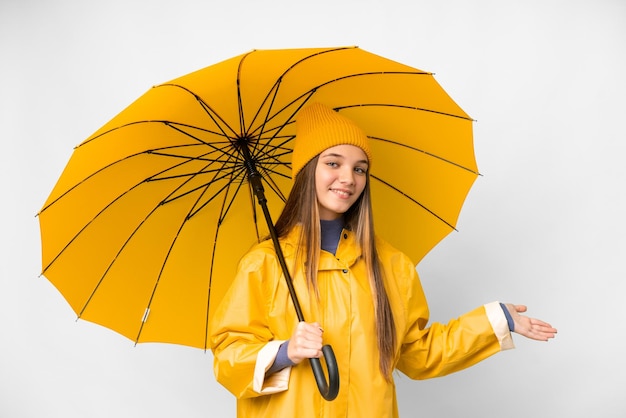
[274,156,397,380]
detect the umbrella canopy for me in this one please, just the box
[38,46,478,352]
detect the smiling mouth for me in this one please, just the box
[330,188,352,198]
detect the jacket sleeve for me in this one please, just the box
[209,249,292,398]
[394,257,513,380]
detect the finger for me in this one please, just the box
[536,325,558,337]
[296,346,323,357]
[287,342,322,363]
[298,336,323,349]
[528,322,558,340]
[513,304,528,313]
[296,335,323,355]
[294,326,323,348]
[294,322,322,339]
[303,322,324,336]
[533,331,557,341]
[532,324,556,335]
[530,318,556,329]
[528,318,558,336]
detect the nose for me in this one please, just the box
[338,167,355,185]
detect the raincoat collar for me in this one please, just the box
[280,224,362,271]
[320,228,361,270]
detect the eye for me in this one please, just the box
[354,166,367,175]
[326,161,338,168]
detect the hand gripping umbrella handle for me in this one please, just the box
[240,143,340,401]
[309,345,340,401]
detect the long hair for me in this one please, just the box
[274,156,397,380]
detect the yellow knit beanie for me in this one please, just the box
[292,103,372,178]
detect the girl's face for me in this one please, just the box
[315,144,369,220]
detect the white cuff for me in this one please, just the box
[253,340,291,394]
[484,301,515,351]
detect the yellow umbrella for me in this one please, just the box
[38,46,478,400]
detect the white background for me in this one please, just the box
[2,1,625,416]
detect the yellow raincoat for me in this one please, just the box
[210,227,513,417]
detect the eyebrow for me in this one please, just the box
[320,152,369,165]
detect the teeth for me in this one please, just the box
[332,189,350,197]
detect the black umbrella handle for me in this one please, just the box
[239,141,340,401]
[310,345,340,401]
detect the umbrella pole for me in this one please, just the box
[238,141,339,401]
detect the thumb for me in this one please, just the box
[514,304,528,313]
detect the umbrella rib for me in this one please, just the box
[78,119,230,148]
[134,185,210,344]
[156,170,238,207]
[186,165,246,219]
[42,143,225,304]
[237,48,358,161]
[246,70,284,157]
[41,116,243,273]
[243,46,355,136]
[54,108,249,342]
[261,175,288,203]
[245,70,445,140]
[76,151,221,332]
[40,146,199,273]
[370,174,458,231]
[147,165,234,183]
[248,133,294,167]
[336,102,474,122]
[246,92,313,169]
[243,71,463,164]
[255,146,293,173]
[170,122,248,218]
[147,151,234,167]
[157,82,296,185]
[72,178,188,319]
[162,121,237,150]
[202,170,252,349]
[39,143,226,216]
[154,83,241,141]
[236,51,255,136]
[137,146,248,346]
[137,146,248,345]
[41,118,235,214]
[369,135,480,175]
